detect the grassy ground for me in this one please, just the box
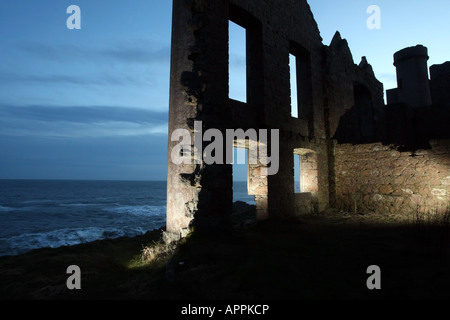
[1,207,449,300]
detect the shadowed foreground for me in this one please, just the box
[1,207,449,300]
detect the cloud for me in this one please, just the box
[0,105,167,123]
[2,40,170,88]
[101,45,170,64]
[0,105,168,138]
[14,40,170,65]
[0,72,154,87]
[4,120,168,138]
[16,42,83,61]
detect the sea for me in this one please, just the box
[0,180,255,257]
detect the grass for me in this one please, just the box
[1,206,450,300]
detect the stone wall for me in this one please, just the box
[167,0,338,236]
[335,140,450,215]
[294,193,314,216]
[324,32,385,144]
[166,0,388,237]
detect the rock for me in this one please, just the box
[379,185,394,194]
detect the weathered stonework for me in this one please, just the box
[167,0,344,237]
[335,140,450,215]
[166,0,450,239]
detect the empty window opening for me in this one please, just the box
[229,21,247,103]
[294,153,301,193]
[290,54,299,118]
[232,147,255,205]
[289,42,313,120]
[293,148,318,193]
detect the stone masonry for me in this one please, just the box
[166,0,450,239]
[335,140,450,215]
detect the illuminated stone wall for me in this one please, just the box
[335,140,450,215]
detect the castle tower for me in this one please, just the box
[390,45,432,107]
[430,61,450,108]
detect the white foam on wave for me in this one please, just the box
[0,226,148,256]
[105,205,166,217]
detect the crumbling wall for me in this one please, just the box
[166,0,395,238]
[335,140,450,215]
[167,0,232,237]
[167,0,333,237]
[324,32,386,144]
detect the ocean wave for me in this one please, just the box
[0,205,14,212]
[1,205,45,212]
[22,199,57,204]
[0,226,147,256]
[105,205,166,217]
[59,203,101,207]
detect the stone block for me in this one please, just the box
[432,188,447,196]
[379,185,394,194]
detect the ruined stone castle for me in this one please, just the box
[166,0,450,239]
